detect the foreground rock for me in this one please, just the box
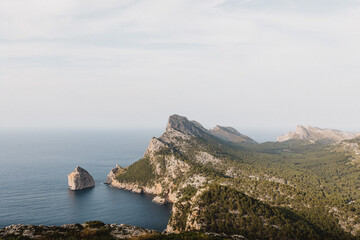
[68,166,95,190]
[277,125,360,143]
[0,222,159,239]
[0,222,246,239]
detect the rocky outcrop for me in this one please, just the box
[68,166,95,190]
[209,125,257,144]
[195,151,221,165]
[152,196,166,205]
[166,114,209,137]
[107,114,259,233]
[107,114,231,232]
[0,222,159,239]
[277,125,360,143]
[106,164,126,184]
[109,180,144,194]
[0,222,245,240]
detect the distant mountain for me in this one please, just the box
[166,114,256,144]
[209,125,257,144]
[277,125,360,143]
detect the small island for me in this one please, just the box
[68,166,95,191]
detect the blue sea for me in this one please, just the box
[0,130,172,231]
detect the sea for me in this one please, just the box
[0,130,172,231]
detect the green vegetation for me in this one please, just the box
[84,221,105,228]
[0,222,115,240]
[178,185,197,202]
[159,134,360,238]
[116,156,156,185]
[197,184,351,240]
[112,127,360,238]
[0,222,235,240]
[137,232,233,239]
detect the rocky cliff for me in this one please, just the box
[107,115,227,229]
[209,125,257,144]
[277,125,360,143]
[68,166,95,191]
[106,115,359,239]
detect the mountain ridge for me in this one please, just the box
[106,115,360,239]
[209,125,257,144]
[277,124,360,143]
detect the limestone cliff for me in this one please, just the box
[166,114,209,137]
[106,115,357,238]
[277,125,360,143]
[68,166,95,191]
[107,115,225,230]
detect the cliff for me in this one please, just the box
[277,125,360,143]
[209,125,257,144]
[107,115,219,203]
[107,115,359,239]
[68,166,95,191]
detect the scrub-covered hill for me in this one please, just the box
[107,114,360,239]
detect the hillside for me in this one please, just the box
[277,125,360,143]
[209,125,257,144]
[107,115,360,239]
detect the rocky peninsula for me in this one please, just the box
[104,114,360,239]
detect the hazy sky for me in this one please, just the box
[1,0,360,134]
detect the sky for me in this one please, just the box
[1,0,360,137]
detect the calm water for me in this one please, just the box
[0,130,172,231]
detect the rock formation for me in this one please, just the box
[0,222,159,239]
[68,166,95,190]
[152,196,166,205]
[106,164,126,185]
[106,114,247,232]
[166,114,209,137]
[277,125,360,143]
[106,114,358,238]
[209,125,257,144]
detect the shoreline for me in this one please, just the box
[0,221,160,239]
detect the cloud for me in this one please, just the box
[1,0,360,131]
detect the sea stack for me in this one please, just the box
[68,166,95,190]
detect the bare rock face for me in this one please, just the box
[106,164,126,184]
[68,166,95,190]
[152,196,166,205]
[277,125,360,143]
[166,114,209,137]
[209,125,257,144]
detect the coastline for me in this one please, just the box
[0,221,160,239]
[105,167,174,205]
